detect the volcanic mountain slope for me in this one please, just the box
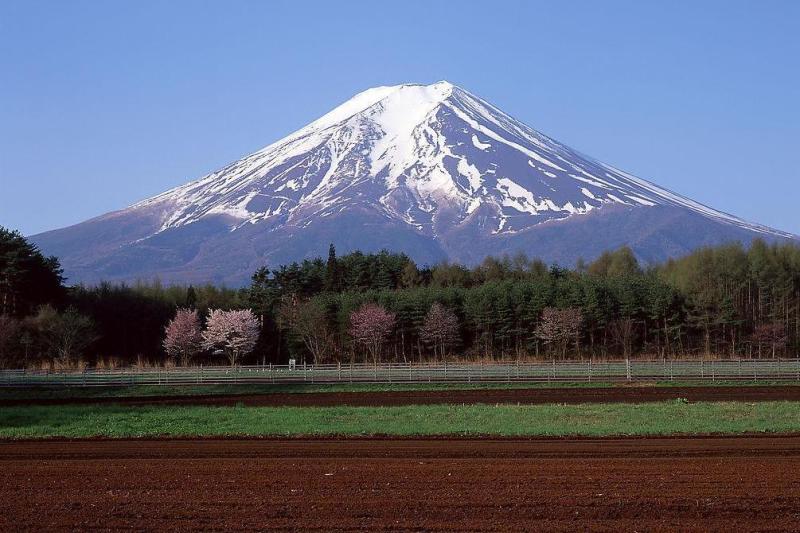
[32,81,797,285]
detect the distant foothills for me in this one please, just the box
[2,226,799,368]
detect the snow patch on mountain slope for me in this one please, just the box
[471,134,491,150]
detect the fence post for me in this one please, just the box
[338,362,341,382]
[588,360,592,383]
[626,358,631,382]
[270,362,274,384]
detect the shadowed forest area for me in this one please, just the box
[1,226,799,368]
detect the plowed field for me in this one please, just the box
[2,437,799,531]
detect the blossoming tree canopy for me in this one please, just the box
[202,309,260,366]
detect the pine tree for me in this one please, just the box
[185,285,197,309]
[0,227,65,316]
[325,244,338,292]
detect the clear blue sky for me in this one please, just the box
[1,0,798,236]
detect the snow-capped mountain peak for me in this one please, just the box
[34,81,797,285]
[133,81,791,241]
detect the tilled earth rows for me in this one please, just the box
[2,437,799,531]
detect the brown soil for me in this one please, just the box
[6,384,800,407]
[2,437,799,531]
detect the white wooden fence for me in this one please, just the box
[1,358,799,387]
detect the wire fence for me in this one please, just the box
[1,358,800,387]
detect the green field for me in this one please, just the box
[2,400,800,439]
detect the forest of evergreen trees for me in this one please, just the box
[1,225,799,367]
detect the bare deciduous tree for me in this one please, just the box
[0,314,21,367]
[609,318,635,359]
[202,309,260,366]
[279,295,335,364]
[163,308,202,366]
[419,302,459,359]
[32,305,96,367]
[349,303,396,363]
[751,322,788,358]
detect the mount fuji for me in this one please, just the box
[32,81,797,285]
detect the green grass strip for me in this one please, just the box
[2,400,800,439]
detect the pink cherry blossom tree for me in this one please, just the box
[535,307,583,359]
[163,308,202,366]
[349,303,396,364]
[202,309,260,366]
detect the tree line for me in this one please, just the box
[1,226,798,367]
